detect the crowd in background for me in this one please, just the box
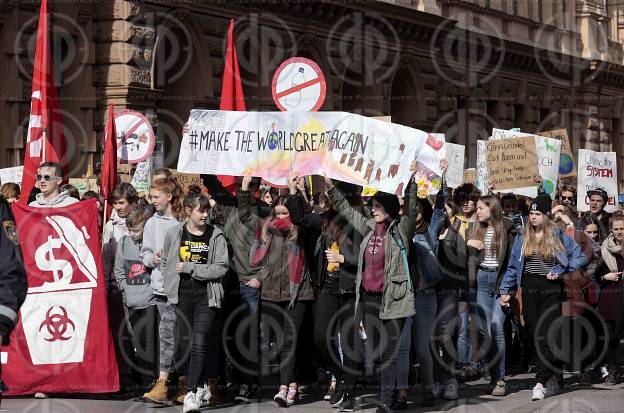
[2,159,624,413]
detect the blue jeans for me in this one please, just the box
[239,281,260,314]
[457,288,477,366]
[476,270,506,380]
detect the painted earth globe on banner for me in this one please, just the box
[268,131,279,150]
[543,179,555,195]
[559,153,574,174]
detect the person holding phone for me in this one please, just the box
[595,212,624,385]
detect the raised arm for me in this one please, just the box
[325,177,370,236]
[286,173,323,231]
[202,174,237,207]
[399,173,418,240]
[237,173,262,231]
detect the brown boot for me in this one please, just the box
[175,376,188,404]
[143,378,168,403]
[206,378,221,406]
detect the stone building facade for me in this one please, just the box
[1,0,624,189]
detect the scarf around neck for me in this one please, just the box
[601,233,622,272]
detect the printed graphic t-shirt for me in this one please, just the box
[179,225,214,275]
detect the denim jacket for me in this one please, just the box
[499,227,587,295]
[412,187,446,290]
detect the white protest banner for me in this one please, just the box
[490,128,561,199]
[476,140,489,195]
[577,149,618,213]
[0,166,24,185]
[444,143,465,188]
[131,160,151,194]
[178,110,429,195]
[413,133,445,197]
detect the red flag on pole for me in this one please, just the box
[20,0,68,203]
[218,19,246,191]
[3,199,119,395]
[100,104,117,202]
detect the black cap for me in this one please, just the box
[587,187,608,203]
[529,193,552,215]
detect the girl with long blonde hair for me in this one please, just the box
[499,193,586,402]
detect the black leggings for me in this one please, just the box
[313,290,357,384]
[177,276,222,390]
[522,274,564,385]
[261,300,307,385]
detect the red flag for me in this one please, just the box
[20,0,68,203]
[218,19,246,191]
[3,199,119,395]
[100,105,117,202]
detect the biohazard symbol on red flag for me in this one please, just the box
[2,199,119,395]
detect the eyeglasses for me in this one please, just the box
[560,196,574,201]
[36,174,58,182]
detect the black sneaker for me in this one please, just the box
[338,393,355,412]
[391,397,408,410]
[234,384,257,403]
[331,392,345,408]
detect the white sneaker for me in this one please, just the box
[286,385,298,406]
[183,391,201,413]
[198,384,211,407]
[601,365,609,379]
[443,378,458,400]
[431,382,444,399]
[531,385,545,401]
[274,386,288,407]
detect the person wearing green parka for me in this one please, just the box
[324,170,417,413]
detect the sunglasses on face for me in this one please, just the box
[36,174,58,182]
[560,196,574,201]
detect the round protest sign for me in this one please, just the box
[272,57,326,112]
[109,110,155,164]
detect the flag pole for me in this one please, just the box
[42,128,47,163]
[101,199,108,248]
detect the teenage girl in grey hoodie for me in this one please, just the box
[161,186,229,411]
[140,177,184,403]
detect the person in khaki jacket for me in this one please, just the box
[324,170,417,413]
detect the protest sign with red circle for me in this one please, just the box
[272,57,326,112]
[109,110,155,164]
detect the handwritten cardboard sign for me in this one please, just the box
[485,137,539,191]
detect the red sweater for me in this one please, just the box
[362,222,388,293]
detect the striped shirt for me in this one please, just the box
[525,250,558,276]
[482,227,499,268]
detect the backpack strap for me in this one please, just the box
[391,227,413,291]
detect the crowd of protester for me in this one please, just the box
[3,159,624,413]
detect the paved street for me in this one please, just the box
[2,373,623,413]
